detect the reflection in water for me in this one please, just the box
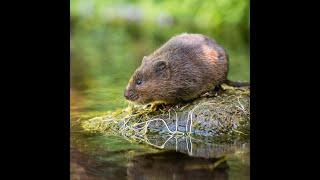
[71,146,232,180]
[144,134,249,159]
[127,151,229,180]
[71,125,249,180]
[71,148,127,180]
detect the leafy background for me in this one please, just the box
[70,0,249,112]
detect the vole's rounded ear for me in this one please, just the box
[154,60,168,74]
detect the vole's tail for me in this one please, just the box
[225,79,250,87]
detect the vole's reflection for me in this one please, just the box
[127,150,229,180]
[71,147,230,180]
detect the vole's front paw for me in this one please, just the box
[149,103,164,111]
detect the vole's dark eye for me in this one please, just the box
[136,79,142,85]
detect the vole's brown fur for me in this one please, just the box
[124,33,248,104]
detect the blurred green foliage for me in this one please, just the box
[70,0,249,111]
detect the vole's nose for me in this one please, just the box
[124,89,133,100]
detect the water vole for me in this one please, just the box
[124,33,249,104]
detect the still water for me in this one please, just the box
[70,88,249,180]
